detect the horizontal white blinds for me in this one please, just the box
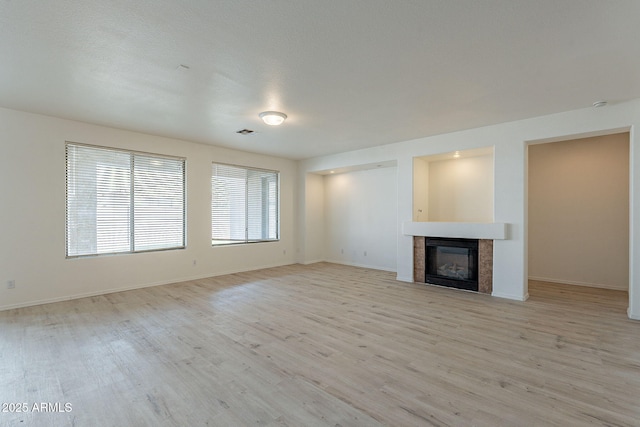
[66,143,185,257]
[212,163,279,245]
[133,156,185,251]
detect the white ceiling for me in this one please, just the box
[2,1,640,160]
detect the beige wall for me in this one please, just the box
[427,154,494,222]
[528,133,629,290]
[0,107,298,310]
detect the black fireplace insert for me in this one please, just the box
[425,237,479,291]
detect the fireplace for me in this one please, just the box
[425,237,479,291]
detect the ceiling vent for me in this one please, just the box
[236,129,254,135]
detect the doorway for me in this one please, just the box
[527,133,630,306]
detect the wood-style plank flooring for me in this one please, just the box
[1,263,638,426]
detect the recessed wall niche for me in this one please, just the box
[413,147,494,222]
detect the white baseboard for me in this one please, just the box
[301,259,326,265]
[0,261,296,312]
[324,259,396,273]
[492,291,530,301]
[0,281,165,312]
[628,308,640,321]
[528,276,627,291]
[396,275,414,283]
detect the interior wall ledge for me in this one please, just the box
[402,221,507,240]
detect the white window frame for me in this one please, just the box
[211,162,280,246]
[66,142,186,258]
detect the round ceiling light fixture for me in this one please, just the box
[592,101,608,108]
[259,111,287,126]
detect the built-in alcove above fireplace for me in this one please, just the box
[413,147,494,223]
[409,146,503,294]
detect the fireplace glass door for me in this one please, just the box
[425,238,478,291]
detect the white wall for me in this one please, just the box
[302,173,325,263]
[4,102,640,320]
[299,98,640,320]
[413,158,429,221]
[324,167,397,271]
[528,133,629,290]
[0,107,298,310]
[426,154,494,222]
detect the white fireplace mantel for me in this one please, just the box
[402,221,507,240]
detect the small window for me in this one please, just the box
[211,163,279,245]
[66,143,185,257]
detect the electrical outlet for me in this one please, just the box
[283,249,286,255]
[192,259,197,266]
[7,280,15,289]
[364,251,367,256]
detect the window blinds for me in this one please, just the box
[66,143,185,257]
[211,163,279,245]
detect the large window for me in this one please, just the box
[211,163,279,245]
[66,143,185,257]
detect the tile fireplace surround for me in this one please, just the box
[402,222,507,294]
[414,236,493,293]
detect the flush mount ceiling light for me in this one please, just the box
[259,111,287,126]
[592,101,608,108]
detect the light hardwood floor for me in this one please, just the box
[1,263,638,426]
